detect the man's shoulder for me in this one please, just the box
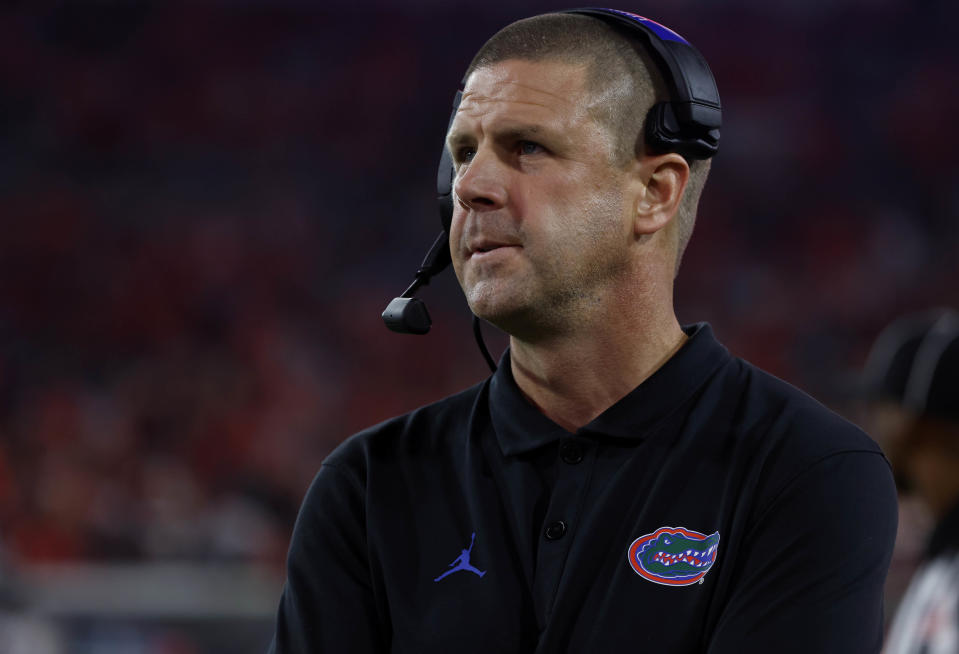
[722,355,883,462]
[714,355,895,534]
[323,378,489,473]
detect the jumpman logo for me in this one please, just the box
[434,532,487,582]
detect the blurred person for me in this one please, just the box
[270,9,897,652]
[861,310,951,458]
[881,311,959,653]
[859,310,946,618]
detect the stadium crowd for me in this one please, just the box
[0,0,955,586]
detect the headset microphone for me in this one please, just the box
[382,231,450,335]
[380,227,498,371]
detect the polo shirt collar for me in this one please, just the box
[489,323,730,456]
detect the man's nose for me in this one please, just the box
[452,147,508,212]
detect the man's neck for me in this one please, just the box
[508,308,687,432]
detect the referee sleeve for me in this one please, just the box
[268,462,388,654]
[707,451,898,653]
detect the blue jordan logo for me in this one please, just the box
[434,532,487,582]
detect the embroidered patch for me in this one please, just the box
[434,532,486,582]
[627,526,720,586]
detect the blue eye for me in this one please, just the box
[459,147,476,163]
[519,141,543,155]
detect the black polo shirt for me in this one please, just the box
[269,324,897,653]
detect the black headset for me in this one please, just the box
[382,7,721,371]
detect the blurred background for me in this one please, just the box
[0,0,956,651]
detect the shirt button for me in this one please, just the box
[560,441,584,464]
[545,520,567,540]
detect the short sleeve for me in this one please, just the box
[708,451,898,653]
[268,462,389,654]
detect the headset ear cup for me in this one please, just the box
[645,102,720,161]
[645,102,682,155]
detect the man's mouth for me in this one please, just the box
[469,239,519,255]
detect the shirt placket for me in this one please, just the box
[532,435,597,626]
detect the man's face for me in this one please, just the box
[446,59,634,337]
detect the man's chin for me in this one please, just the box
[466,289,525,331]
[467,293,552,341]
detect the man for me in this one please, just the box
[860,310,949,460]
[269,11,897,652]
[858,310,944,619]
[880,311,959,653]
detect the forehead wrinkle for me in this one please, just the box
[461,80,577,108]
[459,80,589,124]
[448,61,606,150]
[448,106,580,150]
[453,91,593,135]
[457,94,568,122]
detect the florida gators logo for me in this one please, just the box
[628,527,720,586]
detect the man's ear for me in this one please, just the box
[633,153,689,237]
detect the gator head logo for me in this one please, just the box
[628,527,720,586]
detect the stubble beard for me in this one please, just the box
[463,192,629,342]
